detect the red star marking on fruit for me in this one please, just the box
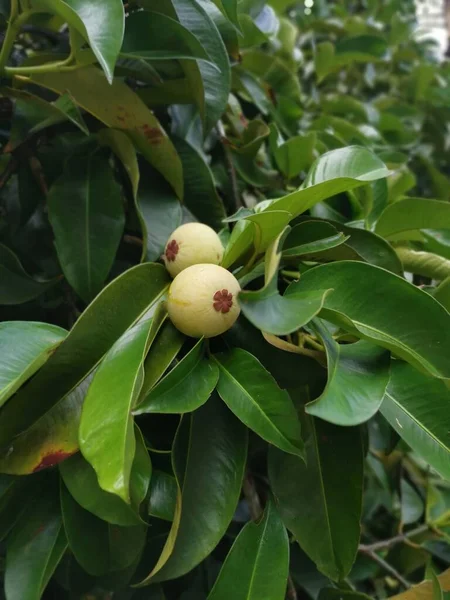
[213,289,233,313]
[165,239,179,262]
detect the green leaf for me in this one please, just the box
[0,243,56,305]
[375,198,450,240]
[171,0,231,135]
[221,221,254,269]
[335,35,387,62]
[305,321,391,426]
[139,394,247,584]
[135,339,218,415]
[270,126,316,179]
[240,276,332,336]
[0,476,43,542]
[136,162,182,262]
[139,320,186,400]
[32,67,183,197]
[0,263,170,448]
[207,501,289,600]
[297,261,450,379]
[0,375,90,475]
[434,276,450,311]
[121,10,213,63]
[3,88,88,150]
[380,361,450,481]
[0,321,66,408]
[282,221,349,258]
[214,348,304,457]
[48,152,125,303]
[269,418,364,581]
[173,137,226,229]
[59,451,145,526]
[245,210,292,253]
[5,477,67,600]
[148,470,178,522]
[30,0,125,82]
[79,317,155,503]
[290,217,403,275]
[266,146,390,219]
[60,480,146,576]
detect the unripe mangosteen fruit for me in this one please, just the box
[163,223,224,278]
[167,264,241,338]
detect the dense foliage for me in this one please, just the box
[1,0,450,598]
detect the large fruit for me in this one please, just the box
[163,223,224,277]
[167,264,241,338]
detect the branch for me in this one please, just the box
[359,547,411,590]
[358,524,429,553]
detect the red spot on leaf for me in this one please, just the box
[33,525,45,537]
[118,105,125,111]
[139,124,163,144]
[32,450,75,472]
[268,87,277,106]
[321,435,328,443]
[239,113,248,127]
[117,116,125,122]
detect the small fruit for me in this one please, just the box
[167,264,241,338]
[163,223,224,278]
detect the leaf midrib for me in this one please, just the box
[216,358,301,453]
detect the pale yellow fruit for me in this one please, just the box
[163,223,224,278]
[167,264,241,338]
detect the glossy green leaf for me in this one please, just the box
[139,394,247,584]
[30,0,125,82]
[0,321,66,407]
[60,451,144,526]
[266,146,390,219]
[298,261,450,378]
[0,243,56,305]
[136,163,182,262]
[207,501,289,600]
[135,339,218,415]
[434,276,450,311]
[60,481,146,576]
[214,348,303,456]
[290,217,403,275]
[148,470,178,522]
[221,220,254,269]
[223,316,324,389]
[305,321,391,426]
[32,67,183,197]
[245,210,292,253]
[5,478,67,600]
[269,418,364,581]
[173,137,226,229]
[0,476,42,542]
[79,317,154,503]
[270,126,316,179]
[122,11,212,63]
[240,275,332,336]
[375,198,450,240]
[139,320,186,400]
[380,361,450,481]
[0,263,170,448]
[171,0,231,135]
[241,51,301,102]
[282,221,349,258]
[48,152,125,303]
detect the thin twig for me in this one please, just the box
[123,234,143,247]
[359,524,429,553]
[359,547,411,589]
[286,574,298,600]
[0,157,17,189]
[242,474,262,521]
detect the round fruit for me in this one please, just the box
[167,264,241,338]
[163,223,224,278]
